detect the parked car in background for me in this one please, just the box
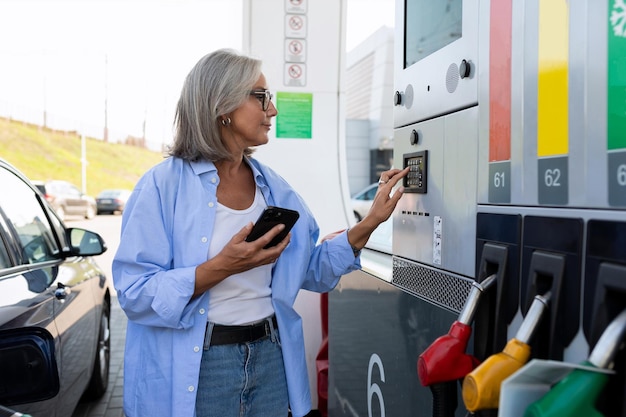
[350,182,378,222]
[95,189,132,214]
[32,180,97,221]
[0,159,110,417]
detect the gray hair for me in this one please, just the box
[169,49,262,161]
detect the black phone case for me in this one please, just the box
[245,206,300,248]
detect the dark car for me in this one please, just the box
[32,180,97,221]
[0,159,110,416]
[95,189,132,214]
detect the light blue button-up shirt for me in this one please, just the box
[112,156,360,417]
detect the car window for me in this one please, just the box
[0,168,60,264]
[364,186,378,200]
[354,184,378,201]
[66,183,81,197]
[0,233,11,269]
[48,182,61,193]
[98,190,116,198]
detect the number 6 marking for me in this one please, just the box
[368,353,386,417]
[617,164,626,186]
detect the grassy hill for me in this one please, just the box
[0,117,165,196]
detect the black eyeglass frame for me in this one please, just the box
[249,89,273,111]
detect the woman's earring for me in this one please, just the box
[220,117,231,127]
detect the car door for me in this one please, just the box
[0,165,100,416]
[0,166,62,414]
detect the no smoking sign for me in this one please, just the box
[284,63,306,87]
[285,14,306,38]
[285,39,306,63]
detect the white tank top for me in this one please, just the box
[206,186,274,325]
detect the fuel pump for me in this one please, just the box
[462,291,552,412]
[417,274,496,416]
[523,308,626,417]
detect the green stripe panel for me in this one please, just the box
[609,0,626,150]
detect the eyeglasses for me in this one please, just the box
[249,89,273,111]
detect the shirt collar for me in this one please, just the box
[188,157,270,196]
[189,159,216,176]
[245,156,268,187]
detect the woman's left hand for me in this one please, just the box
[366,166,410,224]
[345,167,409,252]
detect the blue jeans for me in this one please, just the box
[195,320,289,417]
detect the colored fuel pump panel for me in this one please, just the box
[608,1,626,206]
[488,0,512,204]
[537,1,569,205]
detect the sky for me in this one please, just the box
[0,0,394,150]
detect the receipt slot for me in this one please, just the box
[523,309,626,417]
[462,292,551,412]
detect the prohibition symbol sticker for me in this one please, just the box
[285,0,306,14]
[285,39,306,63]
[289,40,303,54]
[288,64,302,78]
[285,14,306,38]
[284,63,306,86]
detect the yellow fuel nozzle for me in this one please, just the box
[462,337,531,411]
[462,292,551,412]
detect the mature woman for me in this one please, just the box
[112,48,408,417]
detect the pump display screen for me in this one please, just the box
[404,0,463,68]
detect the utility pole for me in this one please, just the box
[42,50,47,128]
[81,133,87,193]
[103,53,109,142]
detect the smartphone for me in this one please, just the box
[245,206,300,248]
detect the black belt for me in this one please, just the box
[210,316,278,346]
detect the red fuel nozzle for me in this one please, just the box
[417,274,496,386]
[418,320,480,386]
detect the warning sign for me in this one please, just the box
[285,14,306,38]
[282,0,307,86]
[285,39,306,63]
[285,0,306,14]
[284,63,306,87]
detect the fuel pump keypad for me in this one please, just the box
[403,150,428,193]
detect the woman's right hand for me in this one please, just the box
[193,222,290,296]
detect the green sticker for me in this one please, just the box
[275,92,312,139]
[608,0,626,150]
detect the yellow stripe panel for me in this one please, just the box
[537,0,569,157]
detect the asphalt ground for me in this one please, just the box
[72,296,127,417]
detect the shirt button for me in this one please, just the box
[208,202,214,208]
[199,308,205,315]
[194,346,200,352]
[201,237,208,243]
[211,177,217,184]
[188,386,195,392]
